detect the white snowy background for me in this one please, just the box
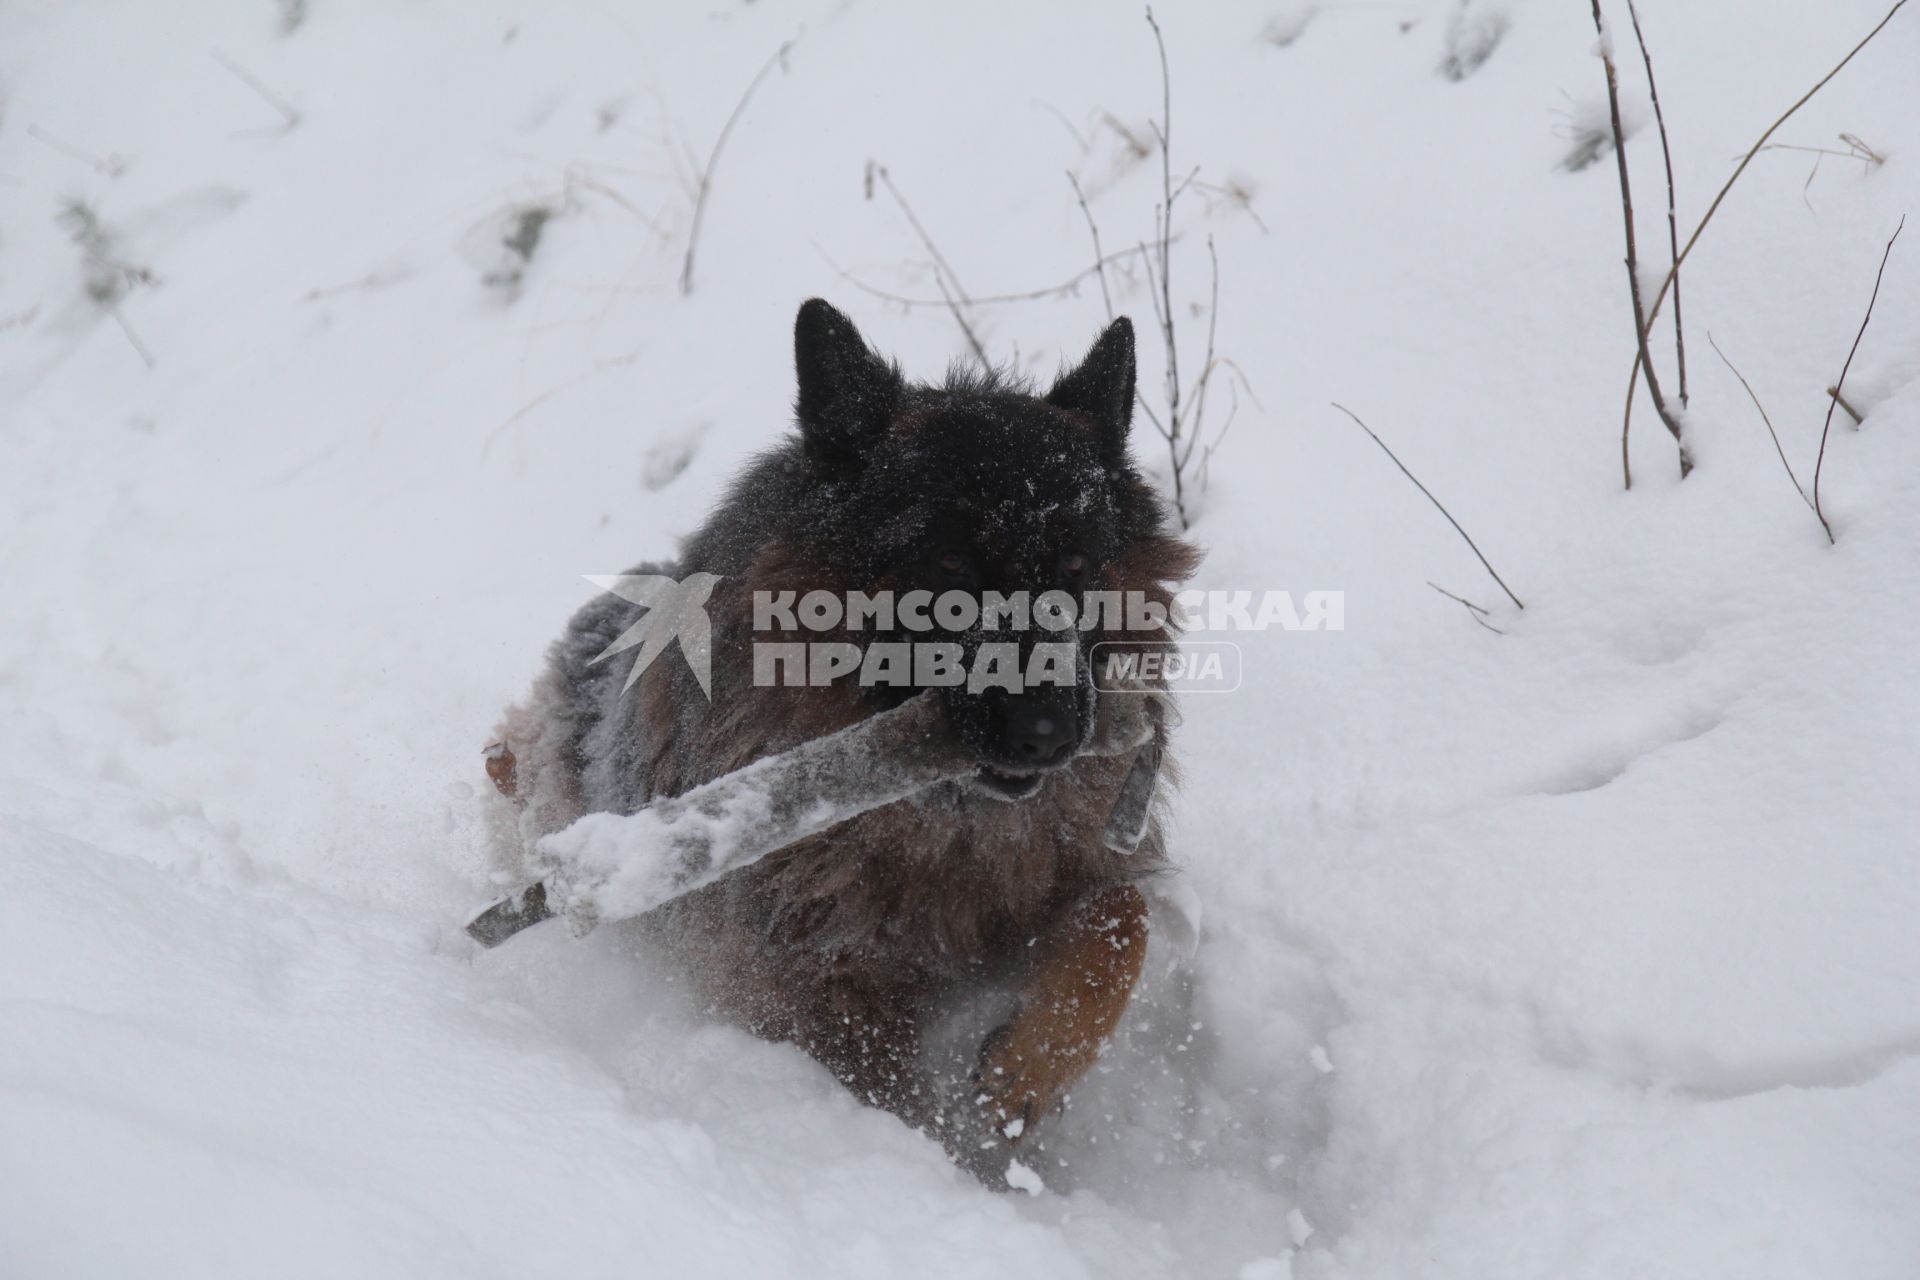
[4,0,1919,1276]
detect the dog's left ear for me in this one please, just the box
[794,298,901,471]
[1046,316,1135,462]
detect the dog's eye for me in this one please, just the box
[938,550,970,578]
[1059,552,1089,579]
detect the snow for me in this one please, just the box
[4,0,1919,1277]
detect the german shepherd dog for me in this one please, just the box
[490,299,1197,1181]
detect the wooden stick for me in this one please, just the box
[1825,385,1864,426]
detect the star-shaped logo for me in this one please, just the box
[584,573,723,700]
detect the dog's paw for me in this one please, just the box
[970,1011,1092,1145]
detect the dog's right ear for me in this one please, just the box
[794,299,900,469]
[1046,316,1135,465]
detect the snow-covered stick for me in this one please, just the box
[467,689,1161,946]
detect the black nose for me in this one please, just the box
[1003,702,1077,767]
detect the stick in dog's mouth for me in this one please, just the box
[467,687,1165,948]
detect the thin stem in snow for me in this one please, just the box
[1623,0,1686,407]
[868,162,989,367]
[1813,216,1904,544]
[1591,0,1690,482]
[1706,331,1813,517]
[1333,402,1525,612]
[679,36,798,297]
[1620,0,1910,481]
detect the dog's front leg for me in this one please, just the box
[972,883,1148,1146]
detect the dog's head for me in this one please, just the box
[788,298,1191,800]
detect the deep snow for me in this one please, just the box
[3,1,1919,1276]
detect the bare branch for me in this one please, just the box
[1197,380,1240,492]
[868,162,989,366]
[1067,171,1115,322]
[679,35,797,296]
[1034,99,1091,152]
[1176,236,1220,477]
[1333,403,1525,611]
[1813,215,1903,544]
[1428,582,1506,634]
[1623,0,1686,407]
[213,50,301,133]
[1706,331,1813,515]
[826,241,1155,312]
[1647,0,1906,330]
[110,308,155,369]
[27,124,127,177]
[1591,0,1690,482]
[1755,140,1885,167]
[1192,177,1271,234]
[1622,0,1910,476]
[1145,8,1182,429]
[932,271,989,368]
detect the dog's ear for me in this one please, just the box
[1046,316,1135,462]
[794,299,900,469]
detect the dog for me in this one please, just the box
[488,299,1198,1180]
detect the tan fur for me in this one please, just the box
[974,883,1151,1141]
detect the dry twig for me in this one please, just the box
[1333,403,1525,611]
[1068,171,1116,321]
[28,125,127,177]
[1175,236,1221,482]
[1813,216,1903,544]
[1137,6,1229,529]
[1706,331,1812,515]
[1427,581,1506,634]
[865,162,989,366]
[213,50,301,134]
[111,309,156,369]
[679,36,797,296]
[1620,0,1910,485]
[1624,0,1686,407]
[828,241,1157,313]
[1826,385,1865,425]
[1591,0,1690,481]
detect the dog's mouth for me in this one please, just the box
[970,762,1051,801]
